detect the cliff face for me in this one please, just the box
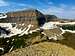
[6,9,46,30]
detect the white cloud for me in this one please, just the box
[71,6,75,10]
[59,4,67,8]
[18,4,26,6]
[0,0,9,6]
[41,4,75,19]
[48,2,53,5]
[18,3,34,8]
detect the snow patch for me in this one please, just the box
[60,28,75,34]
[49,22,75,25]
[0,13,7,19]
[40,22,57,29]
[19,24,33,36]
[0,47,4,51]
[0,23,26,38]
[0,23,40,38]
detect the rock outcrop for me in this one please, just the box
[6,9,46,30]
[43,28,64,40]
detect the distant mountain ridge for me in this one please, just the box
[0,8,75,25]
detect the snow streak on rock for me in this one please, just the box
[0,13,7,19]
[60,28,75,34]
[0,48,4,52]
[19,24,33,36]
[0,23,40,38]
[49,22,75,25]
[0,23,22,38]
[0,23,30,38]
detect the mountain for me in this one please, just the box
[0,9,75,56]
[6,9,46,30]
[45,15,58,22]
[0,9,46,30]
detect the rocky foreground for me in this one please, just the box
[2,32,75,56]
[3,42,75,56]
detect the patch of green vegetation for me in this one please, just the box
[61,25,75,30]
[55,32,75,50]
[0,31,41,55]
[13,38,26,48]
[12,32,40,48]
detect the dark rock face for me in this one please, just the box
[0,27,10,35]
[37,16,46,26]
[5,9,46,29]
[45,15,58,22]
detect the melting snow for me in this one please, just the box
[40,22,75,40]
[0,22,75,38]
[19,24,33,36]
[49,22,75,34]
[0,23,40,38]
[0,13,7,19]
[0,47,4,51]
[40,22,57,29]
[49,22,75,25]
[60,28,75,34]
[0,23,27,38]
[41,22,75,34]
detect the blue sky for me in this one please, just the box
[0,0,75,19]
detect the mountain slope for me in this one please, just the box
[3,42,75,56]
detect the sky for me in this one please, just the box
[0,0,75,19]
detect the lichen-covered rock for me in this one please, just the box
[43,28,64,40]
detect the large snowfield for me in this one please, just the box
[0,21,75,38]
